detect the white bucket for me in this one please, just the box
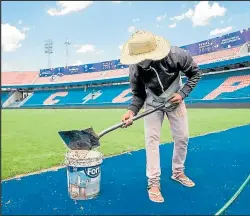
[65,149,103,200]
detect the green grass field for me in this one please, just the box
[2,108,250,180]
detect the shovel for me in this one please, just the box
[58,103,166,150]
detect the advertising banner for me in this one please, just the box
[180,28,250,56]
[39,59,128,77]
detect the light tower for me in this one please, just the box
[64,37,71,67]
[44,39,53,69]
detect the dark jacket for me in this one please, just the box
[128,46,203,115]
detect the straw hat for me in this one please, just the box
[120,30,171,65]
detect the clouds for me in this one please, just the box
[132,18,140,23]
[170,9,193,22]
[128,26,136,33]
[191,1,226,26]
[1,23,26,52]
[112,1,132,4]
[75,44,95,53]
[118,44,123,50]
[168,23,177,28]
[22,27,30,32]
[75,44,103,54]
[170,1,227,27]
[72,60,83,66]
[155,12,176,29]
[128,19,140,34]
[47,0,125,17]
[210,26,233,36]
[156,13,167,22]
[47,1,93,16]
[2,62,12,72]
[18,20,23,25]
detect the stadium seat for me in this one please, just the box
[21,84,132,107]
[193,47,241,65]
[100,68,129,79]
[19,69,250,108]
[1,71,39,85]
[1,91,12,105]
[33,71,104,84]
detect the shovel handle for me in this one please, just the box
[98,103,166,138]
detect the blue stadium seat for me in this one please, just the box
[20,70,250,108]
[1,91,12,105]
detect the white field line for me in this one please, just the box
[2,123,249,182]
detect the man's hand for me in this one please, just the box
[121,110,135,128]
[170,93,183,104]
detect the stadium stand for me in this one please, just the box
[1,91,12,105]
[32,69,129,85]
[18,69,250,108]
[2,52,246,88]
[34,71,104,85]
[1,28,250,108]
[2,48,245,87]
[1,71,39,86]
[21,84,130,107]
[193,47,241,64]
[186,69,250,102]
[99,68,128,79]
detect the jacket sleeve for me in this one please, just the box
[128,65,147,115]
[177,48,203,99]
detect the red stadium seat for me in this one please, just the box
[193,47,241,65]
[34,71,103,84]
[1,71,39,85]
[100,68,129,79]
[34,68,129,84]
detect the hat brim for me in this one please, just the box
[120,36,171,65]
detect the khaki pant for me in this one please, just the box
[144,101,189,187]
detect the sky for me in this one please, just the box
[2,1,250,72]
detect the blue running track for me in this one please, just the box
[2,125,250,215]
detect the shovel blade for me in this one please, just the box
[58,127,100,150]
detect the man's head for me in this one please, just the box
[120,30,171,65]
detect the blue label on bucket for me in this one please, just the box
[83,166,100,178]
[68,165,100,178]
[67,165,101,200]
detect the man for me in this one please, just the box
[120,30,203,203]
